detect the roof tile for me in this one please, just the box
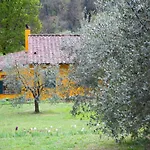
[0,34,80,70]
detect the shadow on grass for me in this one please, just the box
[16,109,61,116]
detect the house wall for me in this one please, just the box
[0,71,19,99]
[56,64,85,98]
[0,64,86,100]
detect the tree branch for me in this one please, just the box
[15,62,35,95]
[126,0,148,31]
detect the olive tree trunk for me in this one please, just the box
[34,98,40,113]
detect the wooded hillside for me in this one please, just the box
[39,0,96,33]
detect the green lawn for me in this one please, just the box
[0,102,147,150]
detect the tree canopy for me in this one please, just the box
[0,0,41,54]
[4,62,58,113]
[65,0,150,141]
[39,0,97,33]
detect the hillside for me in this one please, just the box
[39,0,96,33]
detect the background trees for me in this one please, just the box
[39,0,67,33]
[39,0,97,33]
[0,0,41,54]
[66,0,150,141]
[67,0,82,31]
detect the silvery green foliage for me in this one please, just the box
[3,72,22,94]
[67,0,150,141]
[42,65,59,88]
[2,53,59,113]
[72,7,122,87]
[3,62,58,100]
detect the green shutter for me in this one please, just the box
[0,81,3,94]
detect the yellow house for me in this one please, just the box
[0,29,84,100]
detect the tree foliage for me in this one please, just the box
[0,0,41,54]
[66,0,150,141]
[39,0,97,33]
[40,0,67,33]
[4,61,58,113]
[67,0,82,31]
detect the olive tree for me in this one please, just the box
[64,0,150,141]
[4,61,58,113]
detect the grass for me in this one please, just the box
[0,102,148,150]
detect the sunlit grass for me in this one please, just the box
[0,102,148,150]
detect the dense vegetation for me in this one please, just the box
[39,0,97,33]
[64,0,150,142]
[0,0,41,54]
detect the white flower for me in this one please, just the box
[45,128,48,130]
[81,128,85,132]
[97,123,100,126]
[71,124,77,128]
[48,130,51,133]
[34,127,36,130]
[50,126,53,128]
[56,128,58,132]
[30,128,33,131]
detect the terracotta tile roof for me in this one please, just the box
[28,34,80,65]
[0,34,80,70]
[0,51,27,70]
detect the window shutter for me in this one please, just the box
[0,81,3,94]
